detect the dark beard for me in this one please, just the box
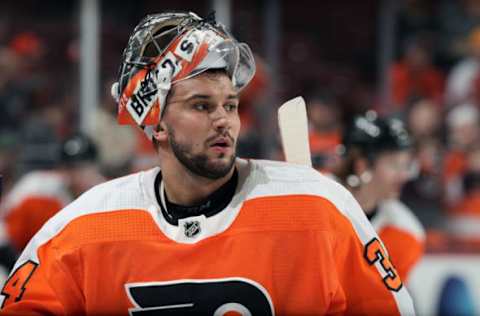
[168,126,236,180]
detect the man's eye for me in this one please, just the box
[224,104,238,112]
[194,103,208,111]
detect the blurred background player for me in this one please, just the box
[335,111,425,282]
[0,133,104,253]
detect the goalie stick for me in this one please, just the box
[277,96,312,167]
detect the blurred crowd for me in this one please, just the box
[1,0,480,255]
[306,0,480,252]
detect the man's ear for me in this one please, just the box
[152,122,168,142]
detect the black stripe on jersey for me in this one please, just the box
[154,169,238,226]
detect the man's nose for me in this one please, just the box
[211,106,229,130]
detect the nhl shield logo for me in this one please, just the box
[184,220,201,238]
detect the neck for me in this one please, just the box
[160,158,236,206]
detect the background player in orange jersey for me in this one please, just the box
[335,111,425,282]
[0,133,104,254]
[1,11,415,315]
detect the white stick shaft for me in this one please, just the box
[278,96,312,166]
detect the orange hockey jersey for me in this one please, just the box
[370,199,425,282]
[0,171,72,251]
[0,159,415,315]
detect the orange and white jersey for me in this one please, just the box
[0,171,72,251]
[0,159,415,315]
[370,199,426,283]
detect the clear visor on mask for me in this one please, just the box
[172,38,255,91]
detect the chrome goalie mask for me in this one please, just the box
[111,11,256,139]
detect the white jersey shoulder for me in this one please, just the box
[244,159,344,197]
[372,199,425,242]
[61,169,154,215]
[1,171,71,217]
[244,159,378,243]
[12,168,158,269]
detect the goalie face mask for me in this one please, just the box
[112,11,256,139]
